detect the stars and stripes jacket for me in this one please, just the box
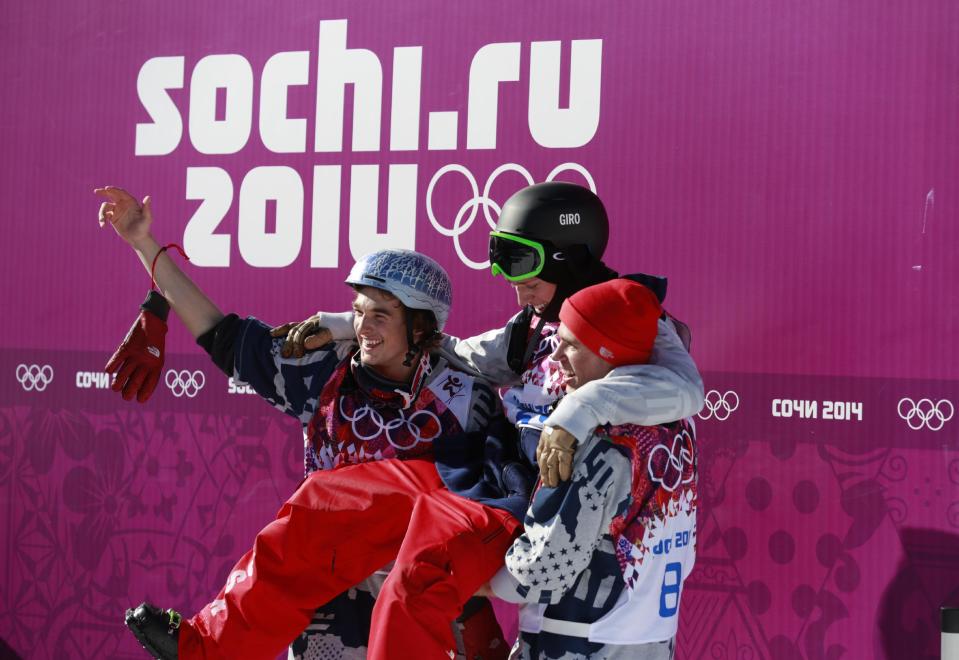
[197,314,496,476]
[490,419,698,657]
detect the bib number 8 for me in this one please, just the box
[659,562,682,617]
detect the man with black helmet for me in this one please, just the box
[282,181,703,489]
[488,180,616,323]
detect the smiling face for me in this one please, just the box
[510,277,558,315]
[352,286,419,382]
[550,323,614,393]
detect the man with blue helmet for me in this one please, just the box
[97,186,524,660]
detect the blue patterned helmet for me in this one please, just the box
[346,249,453,330]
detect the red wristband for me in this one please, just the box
[150,243,190,291]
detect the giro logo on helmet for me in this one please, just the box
[559,213,581,225]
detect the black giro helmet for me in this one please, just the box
[494,182,609,258]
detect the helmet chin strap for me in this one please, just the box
[401,308,441,367]
[402,307,418,367]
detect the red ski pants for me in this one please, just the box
[178,458,519,659]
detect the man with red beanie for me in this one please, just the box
[489,279,698,660]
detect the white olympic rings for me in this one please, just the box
[698,389,740,421]
[897,397,953,432]
[648,429,695,493]
[338,397,442,450]
[426,162,596,269]
[16,364,53,392]
[536,329,560,357]
[165,369,206,398]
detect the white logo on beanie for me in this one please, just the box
[599,346,614,359]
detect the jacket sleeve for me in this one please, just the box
[464,378,499,434]
[308,311,356,341]
[490,435,632,605]
[229,317,344,426]
[545,317,705,442]
[438,312,528,387]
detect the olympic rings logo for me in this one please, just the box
[16,364,53,392]
[648,429,695,493]
[426,163,596,269]
[698,390,739,421]
[535,329,560,358]
[897,397,954,432]
[338,397,442,449]
[165,369,206,398]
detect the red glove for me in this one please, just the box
[106,291,170,402]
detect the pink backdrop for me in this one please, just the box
[1,1,957,657]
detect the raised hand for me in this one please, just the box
[95,185,226,340]
[95,186,153,245]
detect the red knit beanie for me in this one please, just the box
[559,279,662,366]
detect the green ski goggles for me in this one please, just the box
[488,232,547,282]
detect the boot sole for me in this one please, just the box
[125,608,175,660]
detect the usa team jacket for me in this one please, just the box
[197,314,496,475]
[490,419,698,657]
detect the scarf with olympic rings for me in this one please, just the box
[303,356,466,473]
